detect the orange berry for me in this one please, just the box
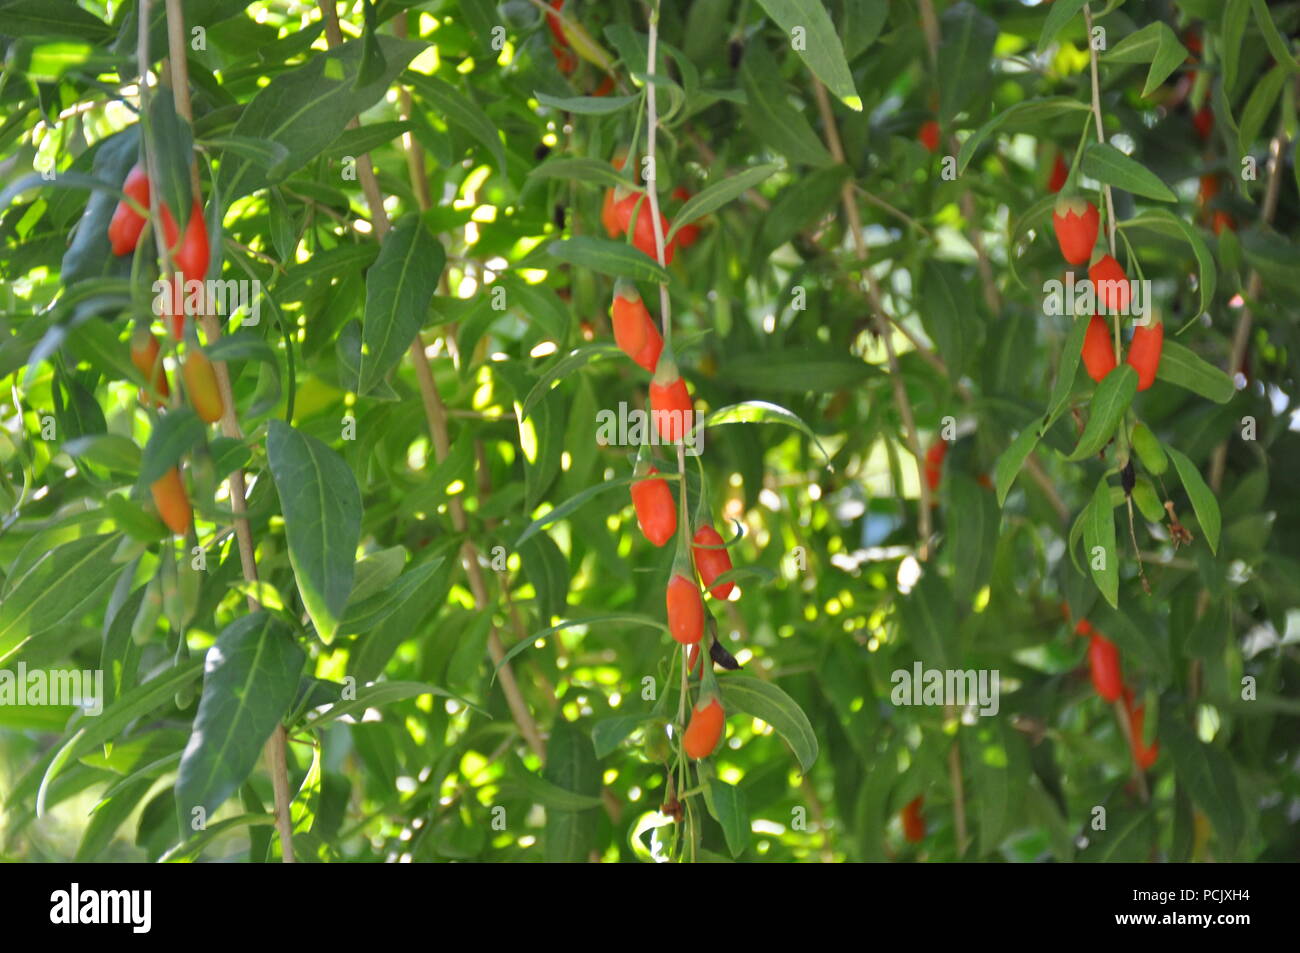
[666,573,703,645]
[682,698,724,759]
[151,466,192,536]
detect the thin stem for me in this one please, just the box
[810,77,933,559]
[318,0,547,761]
[160,0,295,861]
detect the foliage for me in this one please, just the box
[0,0,1298,863]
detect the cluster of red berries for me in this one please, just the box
[1066,608,1159,770]
[1051,196,1163,390]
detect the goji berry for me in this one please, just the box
[671,186,700,248]
[151,466,192,536]
[610,280,663,373]
[924,440,947,492]
[591,74,615,97]
[108,163,151,256]
[1088,632,1123,702]
[159,199,210,337]
[686,643,702,676]
[692,524,734,600]
[551,43,577,75]
[1123,689,1159,770]
[918,120,940,153]
[628,200,674,264]
[682,697,724,759]
[901,796,926,843]
[1211,210,1235,235]
[1082,315,1117,382]
[1192,104,1213,141]
[1088,254,1129,314]
[1048,153,1069,193]
[1198,174,1219,206]
[129,327,169,403]
[1126,318,1163,391]
[182,348,224,423]
[1051,196,1099,266]
[649,359,693,444]
[666,573,704,645]
[630,465,676,546]
[544,0,568,47]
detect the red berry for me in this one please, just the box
[1211,210,1236,235]
[1082,315,1117,383]
[1124,693,1159,770]
[686,643,702,676]
[924,440,948,492]
[1051,196,1100,266]
[159,199,210,338]
[628,200,674,264]
[918,120,941,153]
[1088,633,1123,702]
[1126,319,1163,391]
[692,524,734,600]
[649,364,693,444]
[545,0,568,47]
[630,466,677,546]
[1048,153,1069,193]
[1192,104,1213,141]
[610,280,663,373]
[683,698,724,759]
[107,163,151,256]
[1088,254,1129,314]
[901,796,926,843]
[666,573,704,646]
[671,186,700,248]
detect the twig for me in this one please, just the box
[811,78,933,559]
[318,0,547,761]
[160,0,296,861]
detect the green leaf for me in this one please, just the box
[937,2,999,122]
[1046,314,1091,424]
[266,420,362,644]
[716,675,818,773]
[719,347,875,393]
[547,236,668,282]
[702,400,831,465]
[1167,447,1221,554]
[497,273,570,343]
[360,214,444,395]
[534,91,640,115]
[0,0,113,41]
[1162,719,1245,854]
[918,260,980,378]
[947,473,998,602]
[895,570,956,669]
[704,778,751,857]
[527,158,635,190]
[496,612,667,671]
[592,714,656,758]
[752,0,861,110]
[1238,61,1287,154]
[514,474,640,547]
[543,721,601,862]
[666,163,781,242]
[958,97,1090,174]
[303,680,474,727]
[1080,142,1177,202]
[1068,364,1137,460]
[1250,0,1300,73]
[63,433,141,472]
[1119,209,1216,317]
[995,424,1041,506]
[37,659,204,815]
[0,534,120,664]
[740,43,834,167]
[508,755,604,811]
[1155,339,1235,403]
[175,613,305,828]
[404,71,507,173]
[1221,0,1251,94]
[1084,475,1119,608]
[522,343,624,419]
[1105,23,1190,97]
[338,558,446,636]
[146,86,193,234]
[218,36,424,201]
[519,533,569,624]
[1037,0,1089,54]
